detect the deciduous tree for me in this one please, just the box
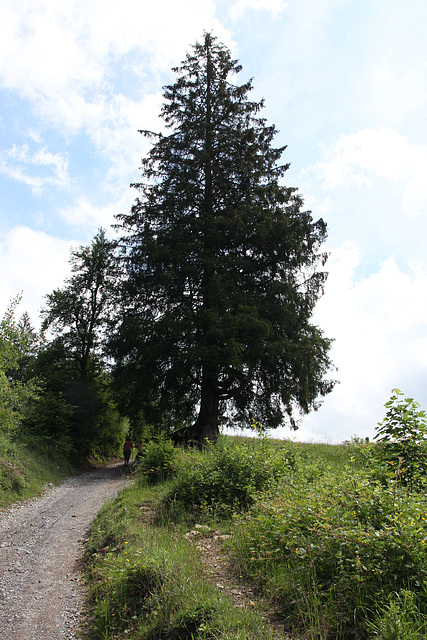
[38,229,125,457]
[41,228,118,380]
[0,296,40,432]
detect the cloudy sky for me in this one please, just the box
[1,0,426,443]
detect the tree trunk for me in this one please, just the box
[171,374,220,446]
[193,374,220,442]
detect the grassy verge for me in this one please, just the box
[83,436,427,639]
[84,481,278,639]
[0,432,78,507]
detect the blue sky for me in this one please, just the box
[1,0,427,443]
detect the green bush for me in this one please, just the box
[231,466,427,639]
[374,389,427,491]
[137,438,177,485]
[162,436,293,520]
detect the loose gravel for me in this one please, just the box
[0,463,129,640]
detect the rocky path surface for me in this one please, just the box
[0,463,129,640]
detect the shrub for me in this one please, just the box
[374,389,427,491]
[231,466,427,639]
[161,436,293,520]
[137,437,177,485]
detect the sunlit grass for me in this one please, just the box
[84,479,278,639]
[83,435,427,639]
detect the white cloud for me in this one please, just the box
[366,6,427,128]
[0,1,236,204]
[58,195,129,230]
[0,144,69,196]
[85,92,165,191]
[310,129,427,217]
[0,0,229,130]
[296,244,427,442]
[0,226,75,325]
[229,0,286,20]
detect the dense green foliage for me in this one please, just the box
[36,228,126,459]
[232,462,427,638]
[0,296,40,434]
[137,437,178,485]
[0,431,73,507]
[84,435,427,640]
[0,231,127,483]
[161,436,293,519]
[112,33,335,444]
[373,389,427,491]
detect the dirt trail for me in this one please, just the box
[0,463,129,640]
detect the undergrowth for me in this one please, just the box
[84,481,277,640]
[83,434,427,640]
[0,432,73,506]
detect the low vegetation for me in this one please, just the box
[83,400,427,640]
[0,431,74,507]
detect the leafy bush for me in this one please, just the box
[374,389,427,491]
[137,438,178,485]
[161,436,293,520]
[231,465,427,638]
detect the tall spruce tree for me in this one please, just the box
[114,33,336,443]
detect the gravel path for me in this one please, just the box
[0,463,129,640]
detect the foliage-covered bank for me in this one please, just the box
[83,433,427,639]
[0,431,76,507]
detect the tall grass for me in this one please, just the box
[84,482,278,639]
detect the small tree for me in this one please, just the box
[374,388,427,490]
[0,296,39,433]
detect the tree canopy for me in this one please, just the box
[0,295,40,433]
[36,229,125,457]
[112,33,336,443]
[41,228,118,380]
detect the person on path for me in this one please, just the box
[123,438,132,467]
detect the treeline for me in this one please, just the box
[0,230,128,464]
